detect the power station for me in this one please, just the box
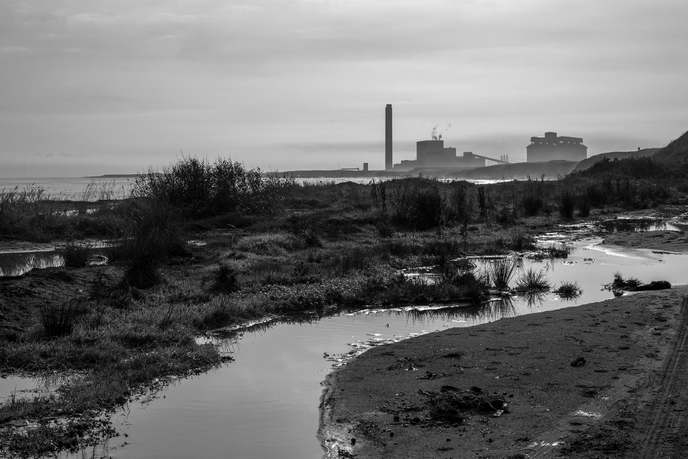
[287,106,589,178]
[385,104,507,172]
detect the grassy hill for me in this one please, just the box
[447,160,579,180]
[653,130,688,164]
[573,148,660,172]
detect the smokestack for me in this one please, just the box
[385,104,393,170]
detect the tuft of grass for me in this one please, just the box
[61,241,92,268]
[486,257,518,290]
[553,281,582,299]
[38,299,88,338]
[212,263,241,293]
[515,268,551,293]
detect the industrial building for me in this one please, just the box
[527,132,587,163]
[393,140,486,171]
[383,103,506,172]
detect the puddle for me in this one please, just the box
[0,375,63,404]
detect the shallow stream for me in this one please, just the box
[2,237,688,458]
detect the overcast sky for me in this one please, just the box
[1,0,687,177]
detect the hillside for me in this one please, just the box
[653,129,688,164]
[573,148,660,172]
[446,160,578,180]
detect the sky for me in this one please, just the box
[1,0,687,177]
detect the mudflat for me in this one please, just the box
[321,254,688,458]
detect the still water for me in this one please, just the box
[49,239,685,459]
[0,176,501,200]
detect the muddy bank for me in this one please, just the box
[320,286,688,458]
[603,230,688,253]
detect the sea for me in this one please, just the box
[0,176,502,199]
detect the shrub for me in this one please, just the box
[495,205,517,226]
[388,179,446,230]
[131,157,294,218]
[448,183,473,223]
[577,195,591,218]
[558,190,576,219]
[509,231,535,251]
[118,202,185,289]
[522,194,545,216]
[610,272,641,291]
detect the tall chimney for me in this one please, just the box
[385,104,393,170]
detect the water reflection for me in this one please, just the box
[599,218,687,233]
[516,291,549,308]
[0,251,64,277]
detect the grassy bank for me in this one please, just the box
[1,154,687,457]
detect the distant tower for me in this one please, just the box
[385,104,393,170]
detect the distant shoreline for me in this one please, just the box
[83,174,140,179]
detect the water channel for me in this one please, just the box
[2,235,688,458]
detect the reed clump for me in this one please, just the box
[514,268,551,293]
[486,257,518,291]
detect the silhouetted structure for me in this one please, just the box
[385,104,393,170]
[527,132,587,162]
[393,140,486,171]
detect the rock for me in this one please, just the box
[571,357,586,367]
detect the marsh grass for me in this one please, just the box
[6,171,684,456]
[39,299,89,339]
[61,241,92,268]
[515,268,551,292]
[235,232,302,256]
[545,244,570,259]
[610,272,641,291]
[211,264,241,293]
[553,281,582,299]
[486,257,518,290]
[508,230,536,251]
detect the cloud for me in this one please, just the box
[0,0,687,176]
